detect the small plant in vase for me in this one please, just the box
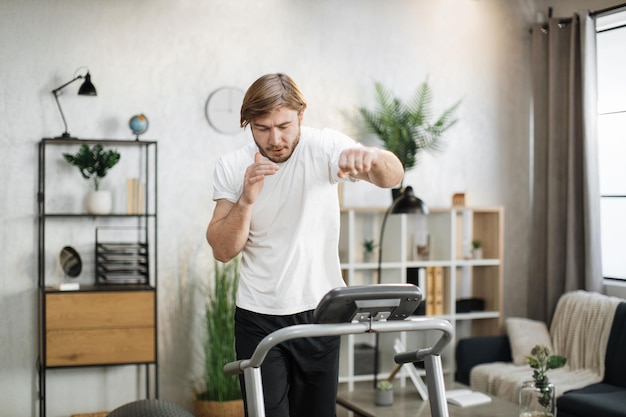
[363,239,378,263]
[471,240,483,259]
[520,344,567,417]
[63,144,121,214]
[375,380,394,406]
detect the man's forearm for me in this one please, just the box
[207,201,252,262]
[367,149,404,188]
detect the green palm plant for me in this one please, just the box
[359,81,461,188]
[195,258,242,402]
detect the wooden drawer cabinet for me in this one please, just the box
[45,290,155,367]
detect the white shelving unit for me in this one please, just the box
[338,206,504,390]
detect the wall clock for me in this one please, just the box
[205,86,245,134]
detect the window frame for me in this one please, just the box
[596,11,626,282]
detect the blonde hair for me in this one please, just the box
[240,73,307,128]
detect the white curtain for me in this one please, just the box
[529,11,603,323]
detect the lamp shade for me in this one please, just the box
[389,186,429,215]
[77,72,97,96]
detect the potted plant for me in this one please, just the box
[362,239,377,263]
[193,258,244,417]
[359,80,461,190]
[519,344,566,417]
[63,144,121,214]
[375,380,394,406]
[471,240,483,259]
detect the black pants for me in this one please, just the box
[235,307,340,417]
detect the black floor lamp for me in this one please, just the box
[374,185,428,387]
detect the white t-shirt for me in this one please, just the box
[212,126,360,315]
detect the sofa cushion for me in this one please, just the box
[455,335,511,385]
[506,317,553,365]
[558,383,626,417]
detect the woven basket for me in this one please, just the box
[193,399,244,417]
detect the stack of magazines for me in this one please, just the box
[96,242,149,285]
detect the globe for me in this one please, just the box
[129,114,149,138]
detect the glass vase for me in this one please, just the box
[519,380,556,417]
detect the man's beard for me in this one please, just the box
[254,127,301,163]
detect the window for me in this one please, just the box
[596,11,626,281]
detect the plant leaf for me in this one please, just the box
[200,258,242,402]
[527,356,540,368]
[359,80,461,173]
[62,144,121,190]
[547,355,567,369]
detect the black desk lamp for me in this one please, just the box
[374,185,428,386]
[51,69,97,139]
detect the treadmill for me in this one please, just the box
[224,283,454,417]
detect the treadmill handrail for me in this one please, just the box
[224,317,454,376]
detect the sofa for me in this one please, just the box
[455,290,626,417]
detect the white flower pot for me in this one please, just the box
[86,190,112,215]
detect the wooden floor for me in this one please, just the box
[337,405,352,416]
[337,403,359,417]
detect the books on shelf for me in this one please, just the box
[446,388,492,407]
[434,266,444,315]
[424,266,445,315]
[126,178,145,214]
[425,267,435,315]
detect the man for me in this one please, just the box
[206,73,403,417]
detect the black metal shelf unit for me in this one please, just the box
[37,138,158,417]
